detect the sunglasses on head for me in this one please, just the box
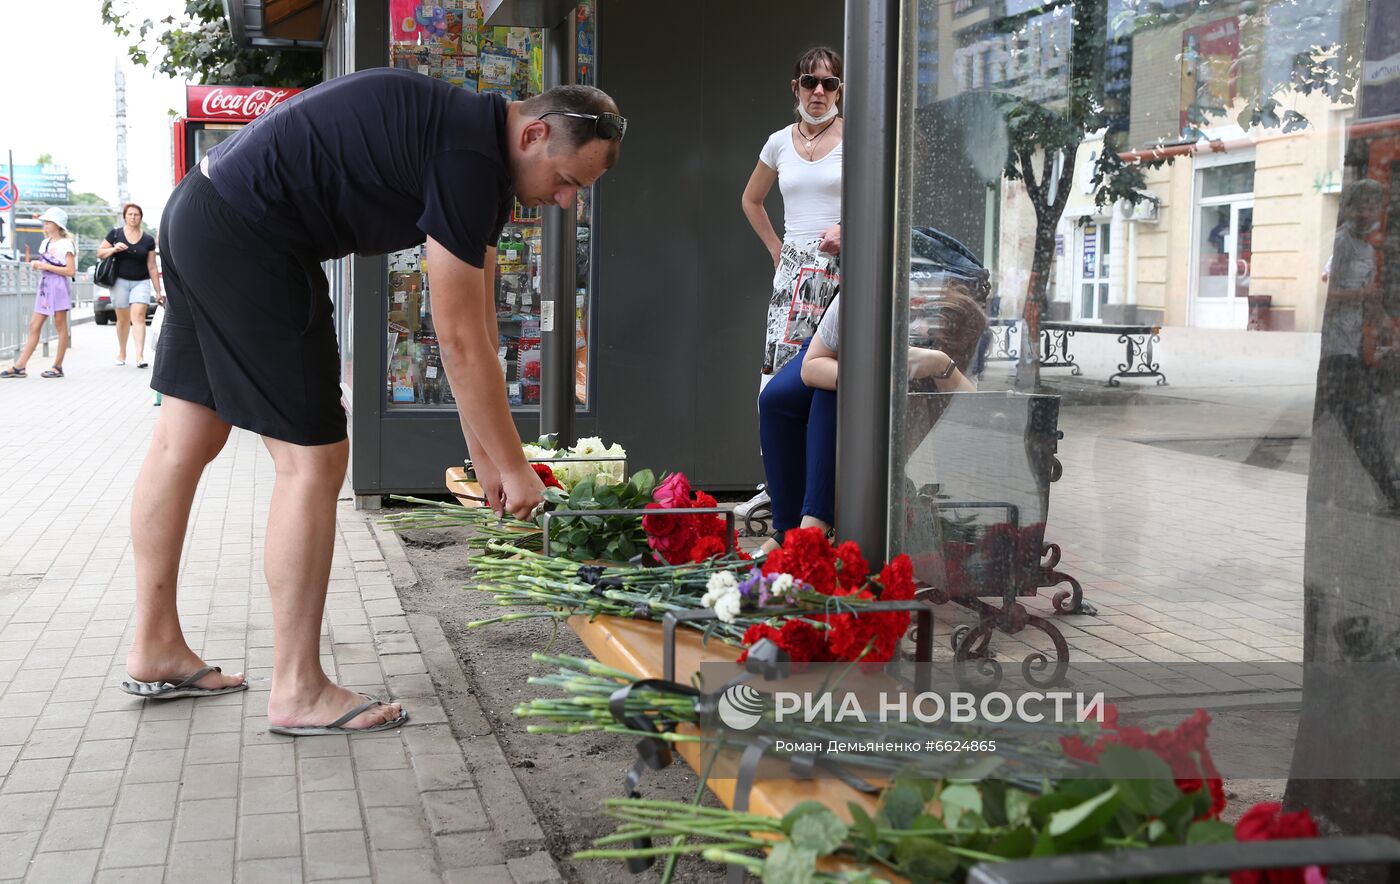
[537,110,628,142]
[798,74,842,92]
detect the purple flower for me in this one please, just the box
[737,568,764,599]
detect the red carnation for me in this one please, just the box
[1231,802,1325,884]
[531,463,563,490]
[689,535,727,563]
[763,527,838,594]
[835,541,869,591]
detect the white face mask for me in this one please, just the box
[796,99,840,125]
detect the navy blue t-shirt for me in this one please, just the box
[207,68,513,267]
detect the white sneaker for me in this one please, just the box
[734,488,770,518]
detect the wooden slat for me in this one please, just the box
[568,614,881,822]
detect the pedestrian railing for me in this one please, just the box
[0,259,83,360]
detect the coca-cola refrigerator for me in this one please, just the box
[171,85,303,185]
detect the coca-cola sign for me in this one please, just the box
[185,85,302,122]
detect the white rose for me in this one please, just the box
[522,444,553,461]
[571,436,605,457]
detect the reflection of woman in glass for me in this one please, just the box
[1315,178,1400,511]
[756,291,983,554]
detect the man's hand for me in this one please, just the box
[818,223,842,255]
[500,463,546,521]
[473,456,505,513]
[770,244,781,268]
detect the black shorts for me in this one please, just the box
[153,171,346,446]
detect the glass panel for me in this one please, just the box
[383,0,597,411]
[1235,206,1254,300]
[1201,161,1257,197]
[895,0,1391,798]
[191,125,239,166]
[1098,222,1111,278]
[1196,203,1233,298]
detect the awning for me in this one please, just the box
[223,0,328,50]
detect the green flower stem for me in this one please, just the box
[574,841,757,860]
[699,849,764,871]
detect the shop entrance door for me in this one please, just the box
[1190,160,1255,328]
[1075,220,1111,321]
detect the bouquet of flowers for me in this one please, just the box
[717,527,918,665]
[522,434,626,489]
[643,472,747,565]
[577,708,1325,884]
[468,528,918,667]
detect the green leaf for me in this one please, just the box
[787,809,848,856]
[1047,785,1121,844]
[629,469,656,497]
[893,837,959,882]
[1147,819,1168,843]
[846,803,879,850]
[987,825,1036,859]
[1187,820,1235,846]
[877,783,925,831]
[938,783,982,829]
[1029,780,1104,825]
[760,842,817,884]
[1096,744,1182,817]
[1004,789,1033,827]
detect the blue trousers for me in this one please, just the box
[758,338,837,537]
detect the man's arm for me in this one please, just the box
[457,245,499,473]
[426,236,543,518]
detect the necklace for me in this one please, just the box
[796,119,837,160]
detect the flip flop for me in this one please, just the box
[120,665,248,700]
[268,696,409,737]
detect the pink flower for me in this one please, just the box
[653,472,692,510]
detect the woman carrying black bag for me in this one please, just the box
[96,203,164,368]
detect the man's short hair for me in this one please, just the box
[519,85,621,164]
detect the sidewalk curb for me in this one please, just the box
[369,516,562,882]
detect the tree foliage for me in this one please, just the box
[61,193,119,273]
[100,0,321,88]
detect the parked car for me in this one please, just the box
[94,290,157,326]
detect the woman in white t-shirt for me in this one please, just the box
[741,45,844,381]
[737,47,845,529]
[2,207,76,378]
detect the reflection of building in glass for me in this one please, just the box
[985,0,1367,332]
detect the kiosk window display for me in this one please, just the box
[384,1,597,412]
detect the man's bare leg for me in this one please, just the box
[261,437,401,730]
[127,397,245,689]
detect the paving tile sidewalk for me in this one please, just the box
[0,318,556,883]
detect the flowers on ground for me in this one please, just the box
[1231,802,1326,884]
[700,571,742,623]
[531,463,563,490]
[1061,705,1227,819]
[642,472,746,565]
[522,436,627,489]
[706,528,917,665]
